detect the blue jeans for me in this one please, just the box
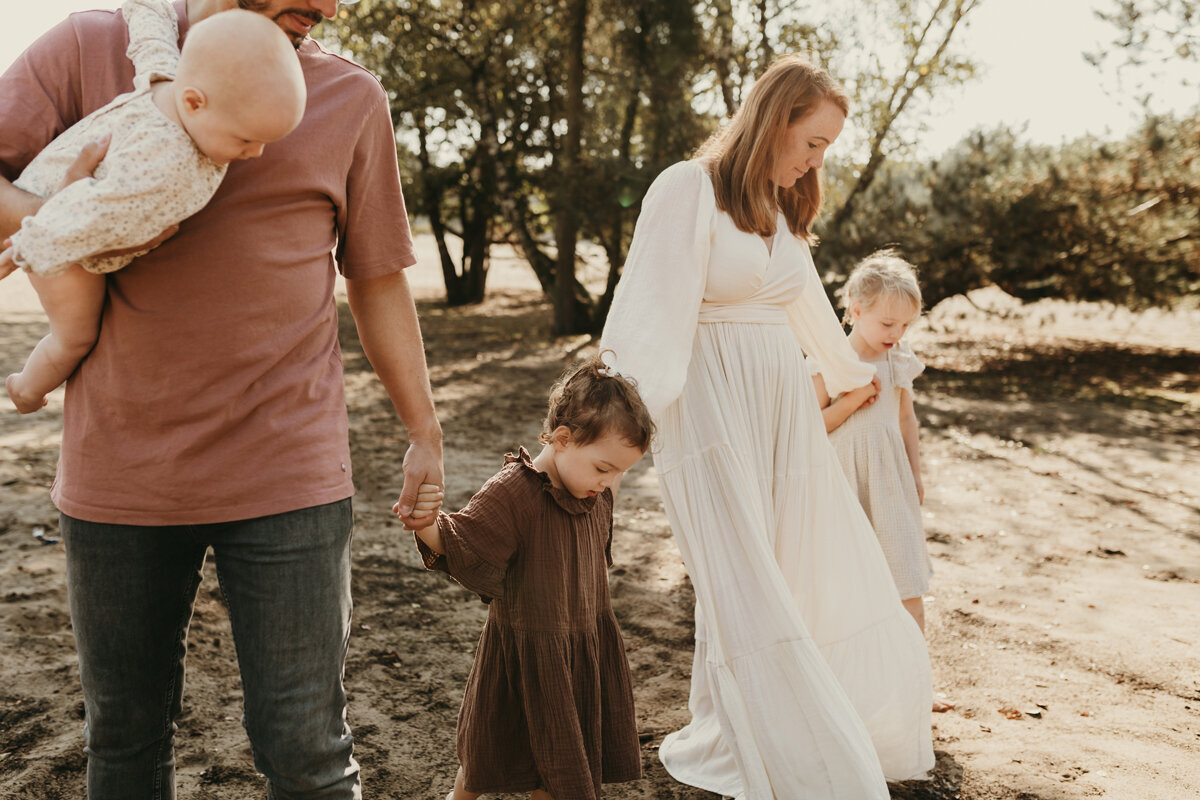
[61,499,361,800]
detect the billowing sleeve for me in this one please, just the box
[9,124,225,277]
[123,0,180,87]
[785,242,876,397]
[600,160,715,419]
[414,467,529,601]
[891,341,925,390]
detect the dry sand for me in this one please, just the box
[2,238,1198,798]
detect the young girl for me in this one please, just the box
[2,0,306,413]
[811,249,953,713]
[403,355,653,800]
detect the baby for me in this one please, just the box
[2,0,306,413]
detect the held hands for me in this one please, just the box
[843,375,882,412]
[393,438,445,528]
[394,483,444,531]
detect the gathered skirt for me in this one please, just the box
[653,319,934,800]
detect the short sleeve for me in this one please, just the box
[785,242,876,397]
[415,466,530,600]
[891,341,925,390]
[336,86,416,278]
[0,17,88,180]
[600,160,715,419]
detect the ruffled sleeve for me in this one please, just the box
[414,460,534,601]
[890,341,925,390]
[785,242,876,397]
[600,160,715,420]
[123,0,180,88]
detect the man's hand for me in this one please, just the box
[57,134,111,193]
[396,482,445,532]
[393,439,445,529]
[54,134,179,257]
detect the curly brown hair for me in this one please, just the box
[539,353,655,451]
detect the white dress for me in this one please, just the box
[601,161,934,799]
[813,342,933,599]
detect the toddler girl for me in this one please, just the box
[403,355,654,800]
[2,0,306,413]
[811,249,953,712]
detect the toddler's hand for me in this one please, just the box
[396,483,444,531]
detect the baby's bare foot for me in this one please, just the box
[5,373,48,414]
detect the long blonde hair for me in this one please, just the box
[695,55,848,242]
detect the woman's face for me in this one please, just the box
[772,99,846,188]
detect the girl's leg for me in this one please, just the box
[901,596,925,633]
[903,595,955,712]
[6,265,105,413]
[449,767,482,800]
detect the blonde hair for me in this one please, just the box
[694,54,849,242]
[841,249,923,325]
[540,353,655,452]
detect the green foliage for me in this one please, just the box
[817,116,1200,310]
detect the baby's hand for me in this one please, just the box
[396,483,444,531]
[0,242,16,280]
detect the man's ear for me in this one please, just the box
[179,86,208,114]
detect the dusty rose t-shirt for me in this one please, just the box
[0,2,417,525]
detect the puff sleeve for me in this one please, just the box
[890,341,925,390]
[414,465,530,601]
[600,160,715,420]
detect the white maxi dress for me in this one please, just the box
[601,161,934,799]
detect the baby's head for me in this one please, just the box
[539,354,655,499]
[841,249,922,352]
[172,9,307,165]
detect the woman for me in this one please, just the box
[601,55,934,799]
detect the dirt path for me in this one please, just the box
[2,245,1198,799]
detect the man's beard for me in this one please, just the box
[237,1,319,48]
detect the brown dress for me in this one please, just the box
[416,449,641,799]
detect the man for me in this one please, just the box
[0,1,442,797]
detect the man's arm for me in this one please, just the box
[344,269,444,526]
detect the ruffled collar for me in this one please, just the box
[506,447,600,516]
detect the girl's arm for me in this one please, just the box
[813,372,880,433]
[898,386,924,504]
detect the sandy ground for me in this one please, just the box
[1,237,1198,799]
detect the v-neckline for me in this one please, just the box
[760,211,787,258]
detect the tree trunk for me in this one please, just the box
[553,0,590,335]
